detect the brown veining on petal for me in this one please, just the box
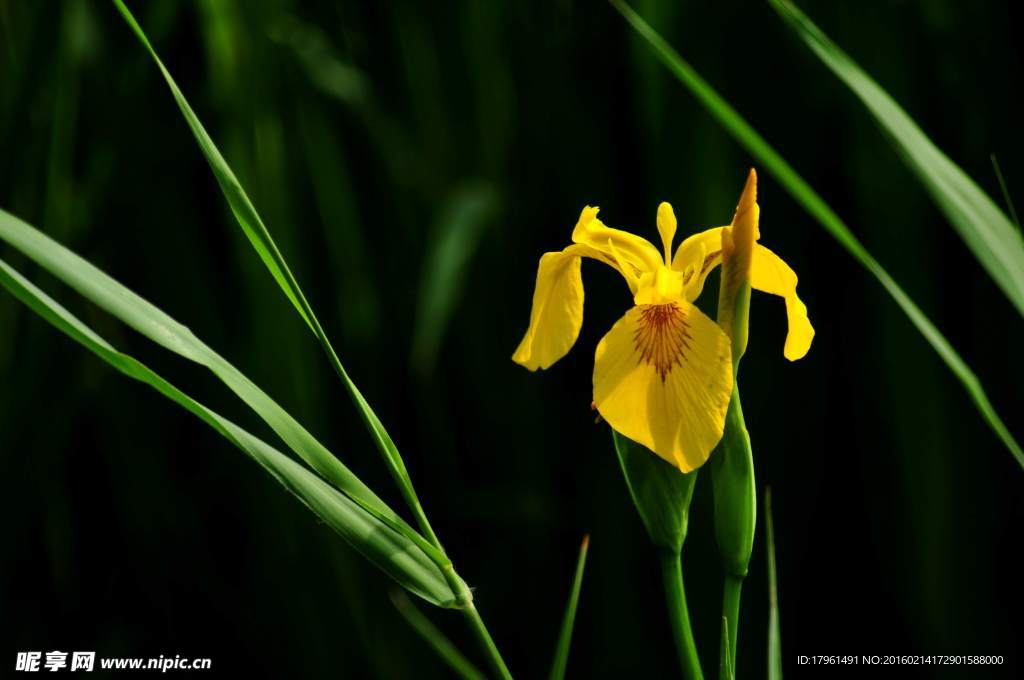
[682,249,722,285]
[633,303,692,382]
[701,250,722,275]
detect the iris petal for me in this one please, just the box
[751,245,814,361]
[511,249,584,371]
[572,208,663,275]
[593,301,733,471]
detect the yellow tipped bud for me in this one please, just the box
[719,170,759,367]
[726,168,758,252]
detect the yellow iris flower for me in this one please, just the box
[512,170,814,472]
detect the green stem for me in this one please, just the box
[721,574,743,678]
[392,591,486,680]
[462,602,514,680]
[659,552,704,680]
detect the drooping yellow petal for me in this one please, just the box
[572,206,663,277]
[511,248,584,371]
[751,245,814,361]
[511,237,627,370]
[593,302,733,472]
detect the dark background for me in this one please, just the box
[1,1,1021,677]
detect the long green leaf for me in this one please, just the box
[766,488,782,680]
[391,591,486,680]
[548,535,589,680]
[110,0,439,541]
[0,206,452,579]
[609,0,1024,471]
[769,0,1024,318]
[0,257,456,607]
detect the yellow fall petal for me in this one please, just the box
[511,249,584,371]
[593,302,733,472]
[751,245,815,361]
[512,235,630,370]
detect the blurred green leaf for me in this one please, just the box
[770,0,1024,317]
[549,535,589,680]
[271,14,368,107]
[112,0,307,325]
[112,0,444,543]
[610,0,1024,471]
[613,430,696,554]
[0,206,453,584]
[766,488,782,680]
[0,255,457,607]
[296,103,380,344]
[271,14,417,190]
[391,590,486,680]
[412,182,499,375]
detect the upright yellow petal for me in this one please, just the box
[572,207,663,276]
[593,302,733,471]
[672,226,724,302]
[751,245,814,360]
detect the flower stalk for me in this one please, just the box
[711,170,759,677]
[660,551,704,680]
[613,431,703,679]
[711,392,755,677]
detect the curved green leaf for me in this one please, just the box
[609,0,1024,471]
[0,257,456,607]
[111,0,438,541]
[0,206,451,579]
[770,0,1024,318]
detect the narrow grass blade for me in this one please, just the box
[609,0,1024,471]
[0,207,451,577]
[391,590,486,680]
[990,155,1020,231]
[719,616,734,680]
[769,0,1024,317]
[0,257,457,607]
[110,0,439,541]
[766,488,782,680]
[549,535,590,680]
[412,182,499,375]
